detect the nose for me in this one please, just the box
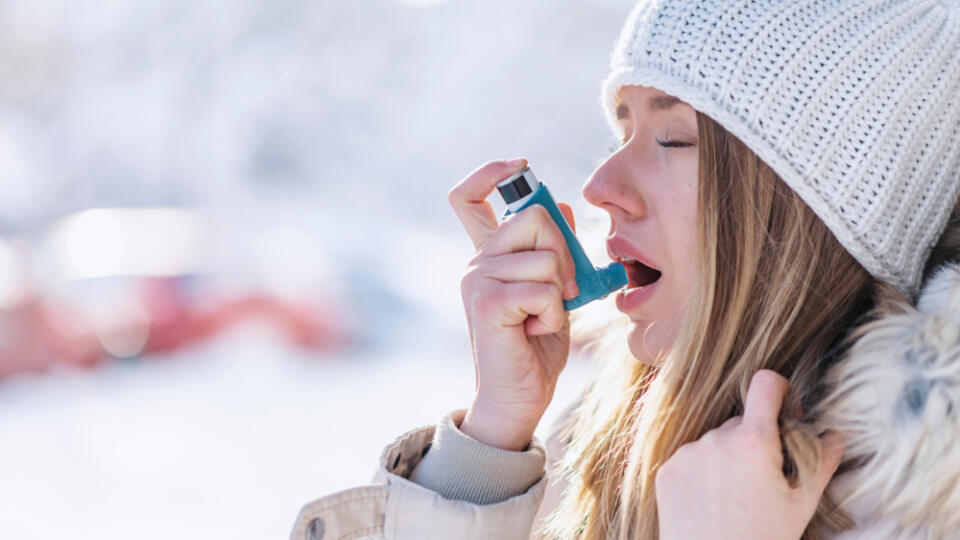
[581,150,647,218]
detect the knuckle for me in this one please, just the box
[551,315,567,333]
[524,281,546,302]
[464,258,489,279]
[513,204,542,225]
[466,251,486,268]
[472,292,498,316]
[532,282,561,309]
[538,250,561,276]
[530,203,550,220]
[484,282,509,306]
[531,206,558,232]
[460,268,480,294]
[542,309,565,333]
[510,205,535,225]
[543,281,563,301]
[470,280,501,312]
[498,211,521,233]
[447,184,461,206]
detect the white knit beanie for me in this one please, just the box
[601,0,960,296]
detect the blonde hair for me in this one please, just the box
[542,110,876,539]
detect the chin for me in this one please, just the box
[626,319,673,366]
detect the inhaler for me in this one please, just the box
[496,166,628,311]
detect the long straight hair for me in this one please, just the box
[542,110,875,539]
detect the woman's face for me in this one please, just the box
[582,84,699,365]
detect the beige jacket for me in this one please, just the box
[291,263,960,539]
[289,406,570,540]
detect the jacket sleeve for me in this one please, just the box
[408,409,547,504]
[290,409,548,540]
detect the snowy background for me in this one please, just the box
[0,0,635,538]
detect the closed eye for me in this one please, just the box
[608,138,694,153]
[656,138,694,148]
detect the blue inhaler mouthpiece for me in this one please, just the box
[496,166,628,311]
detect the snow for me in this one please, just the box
[0,325,597,539]
[0,0,636,537]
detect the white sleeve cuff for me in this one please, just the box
[408,409,547,505]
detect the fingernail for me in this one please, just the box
[505,157,526,168]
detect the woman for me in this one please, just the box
[293,0,960,538]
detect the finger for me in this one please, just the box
[742,370,790,434]
[483,205,578,294]
[801,430,846,503]
[524,306,569,336]
[557,201,576,235]
[479,250,577,300]
[488,281,565,335]
[449,158,529,250]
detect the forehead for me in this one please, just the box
[615,85,693,119]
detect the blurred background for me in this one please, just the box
[0,0,635,537]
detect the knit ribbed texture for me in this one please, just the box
[408,409,546,505]
[601,0,960,295]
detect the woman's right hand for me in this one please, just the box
[448,158,579,451]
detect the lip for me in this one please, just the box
[606,236,659,272]
[615,279,660,313]
[607,235,661,314]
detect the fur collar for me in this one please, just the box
[818,263,960,538]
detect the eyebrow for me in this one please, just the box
[616,95,684,119]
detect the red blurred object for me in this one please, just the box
[0,297,102,377]
[0,207,352,379]
[139,277,348,354]
[0,276,349,380]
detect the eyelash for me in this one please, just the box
[608,138,693,153]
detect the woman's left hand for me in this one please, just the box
[655,369,846,540]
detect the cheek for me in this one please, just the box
[662,167,699,293]
[676,158,700,239]
[675,191,699,292]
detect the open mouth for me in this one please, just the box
[623,259,662,288]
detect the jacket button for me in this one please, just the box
[307,518,324,540]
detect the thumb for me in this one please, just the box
[803,430,846,504]
[557,202,576,235]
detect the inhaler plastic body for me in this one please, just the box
[496,166,628,311]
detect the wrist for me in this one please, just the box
[459,399,541,451]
